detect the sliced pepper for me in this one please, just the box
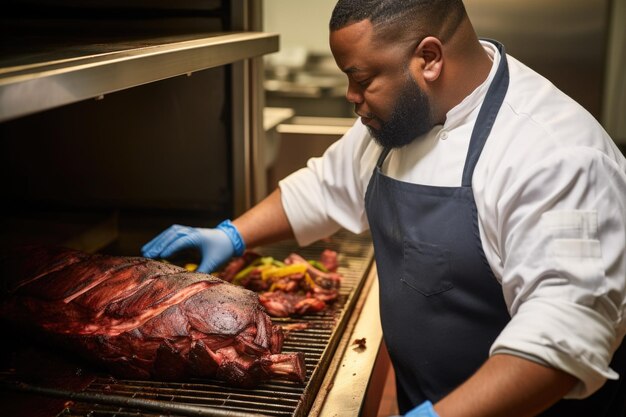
[233,264,257,284]
[261,264,308,281]
[234,265,261,285]
[184,263,198,272]
[304,272,317,289]
[272,259,287,267]
[257,256,275,265]
[307,259,328,272]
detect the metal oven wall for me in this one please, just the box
[0,0,230,212]
[465,0,611,121]
[0,68,232,214]
[0,0,270,255]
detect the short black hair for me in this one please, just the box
[329,0,466,44]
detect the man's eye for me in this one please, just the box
[357,78,371,87]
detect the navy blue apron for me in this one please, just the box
[364,41,625,416]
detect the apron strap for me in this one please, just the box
[375,41,509,183]
[376,147,392,168]
[462,40,510,187]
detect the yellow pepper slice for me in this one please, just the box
[261,264,308,281]
[233,264,256,283]
[233,263,275,285]
[304,272,317,289]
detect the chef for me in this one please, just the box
[142,0,626,416]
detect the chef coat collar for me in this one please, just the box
[442,40,501,131]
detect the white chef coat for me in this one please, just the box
[278,41,626,398]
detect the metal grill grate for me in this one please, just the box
[53,230,374,417]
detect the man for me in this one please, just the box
[142,1,626,416]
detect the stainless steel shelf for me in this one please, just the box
[0,31,279,122]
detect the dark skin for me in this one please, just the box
[233,15,579,417]
[330,16,493,131]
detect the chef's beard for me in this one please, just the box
[367,74,434,149]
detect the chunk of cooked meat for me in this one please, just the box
[0,245,306,387]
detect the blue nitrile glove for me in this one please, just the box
[141,220,245,273]
[402,401,439,417]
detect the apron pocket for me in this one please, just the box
[402,239,453,296]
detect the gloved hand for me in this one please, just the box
[141,220,245,273]
[392,401,439,417]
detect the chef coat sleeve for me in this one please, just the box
[278,122,372,246]
[490,146,626,398]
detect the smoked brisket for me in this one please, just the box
[0,245,306,387]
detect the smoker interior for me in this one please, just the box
[0,229,374,417]
[0,2,376,415]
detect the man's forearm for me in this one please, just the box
[232,188,295,249]
[434,353,578,417]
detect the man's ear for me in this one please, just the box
[412,36,443,82]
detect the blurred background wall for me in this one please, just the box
[262,0,625,144]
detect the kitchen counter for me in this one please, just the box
[310,264,395,417]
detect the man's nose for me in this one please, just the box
[345,81,363,104]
